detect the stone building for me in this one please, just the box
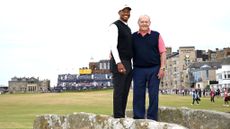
[89,59,110,74]
[161,46,229,90]
[161,52,179,89]
[56,59,112,91]
[216,47,230,61]
[196,50,209,61]
[8,77,50,93]
[188,61,221,89]
[162,46,196,89]
[208,49,217,61]
[208,47,230,61]
[166,47,172,56]
[178,46,196,88]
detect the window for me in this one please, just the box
[225,71,230,79]
[217,73,222,79]
[174,67,177,72]
[206,70,209,80]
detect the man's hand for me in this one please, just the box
[157,68,165,79]
[117,63,126,74]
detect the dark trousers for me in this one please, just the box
[224,97,229,104]
[111,59,132,118]
[211,96,215,102]
[133,66,160,121]
[192,98,199,104]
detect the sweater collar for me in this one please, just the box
[119,19,128,25]
[137,29,151,36]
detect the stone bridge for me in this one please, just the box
[33,106,230,129]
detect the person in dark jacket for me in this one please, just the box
[132,15,166,121]
[108,4,133,118]
[191,89,200,105]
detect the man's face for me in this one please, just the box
[119,8,131,22]
[138,16,151,31]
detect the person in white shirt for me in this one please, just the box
[108,4,133,118]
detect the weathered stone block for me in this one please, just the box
[126,106,230,129]
[33,111,187,129]
[33,106,230,129]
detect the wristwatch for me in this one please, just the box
[160,67,165,71]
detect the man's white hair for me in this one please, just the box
[138,15,151,22]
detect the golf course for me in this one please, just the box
[0,89,229,129]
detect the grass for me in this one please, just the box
[0,89,229,129]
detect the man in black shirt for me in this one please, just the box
[108,4,133,118]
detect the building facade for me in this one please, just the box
[8,77,50,93]
[161,47,228,90]
[188,62,221,89]
[208,47,230,61]
[56,59,112,91]
[216,57,230,89]
[88,59,110,74]
[162,46,196,89]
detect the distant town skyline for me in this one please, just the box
[1,0,230,86]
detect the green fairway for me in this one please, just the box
[0,89,229,129]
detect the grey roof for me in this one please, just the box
[200,64,211,69]
[179,46,195,48]
[189,61,221,69]
[167,52,179,59]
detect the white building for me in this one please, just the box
[188,61,221,89]
[216,57,230,89]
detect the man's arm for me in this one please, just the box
[160,52,166,70]
[108,24,126,74]
[158,35,166,79]
[108,24,121,64]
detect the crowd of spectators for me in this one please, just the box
[54,73,112,92]
[160,86,229,97]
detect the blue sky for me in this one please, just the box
[0,0,230,86]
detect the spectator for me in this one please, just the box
[197,84,202,98]
[210,86,215,103]
[223,88,229,106]
[191,89,200,105]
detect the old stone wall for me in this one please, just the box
[33,106,230,129]
[126,107,230,129]
[33,112,186,129]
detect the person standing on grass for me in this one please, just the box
[108,4,133,118]
[223,88,229,106]
[210,86,215,103]
[191,89,200,105]
[132,15,166,121]
[197,84,202,98]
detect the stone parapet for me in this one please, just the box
[33,106,230,129]
[33,112,186,129]
[126,106,230,129]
